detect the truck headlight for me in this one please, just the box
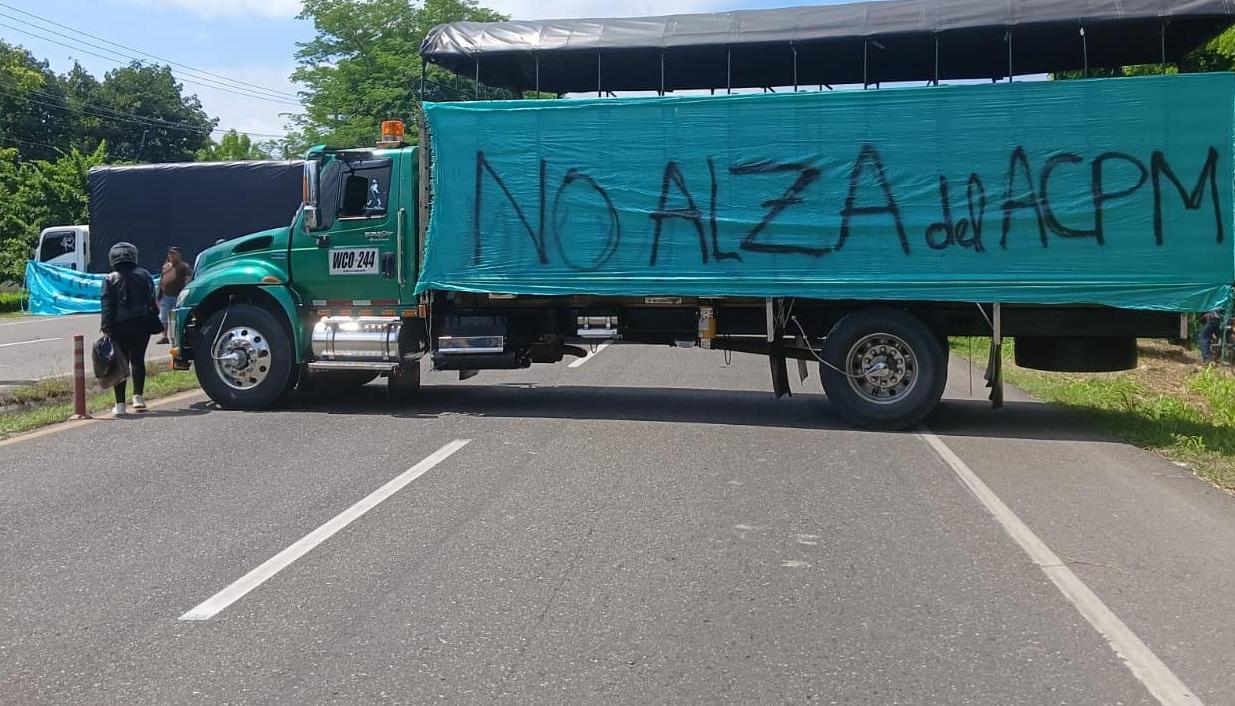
[176,287,191,308]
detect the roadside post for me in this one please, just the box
[70,335,91,420]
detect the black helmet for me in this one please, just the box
[108,241,138,267]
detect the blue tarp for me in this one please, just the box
[24,260,109,315]
[419,73,1235,312]
[23,260,156,316]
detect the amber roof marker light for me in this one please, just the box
[379,120,405,147]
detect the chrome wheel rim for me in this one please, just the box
[846,333,918,405]
[212,326,272,390]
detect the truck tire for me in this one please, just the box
[819,307,947,430]
[193,303,296,410]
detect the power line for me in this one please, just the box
[0,84,287,141]
[10,76,287,139]
[0,133,65,154]
[0,12,301,106]
[0,19,303,107]
[0,1,302,101]
[0,17,302,107]
[0,79,286,139]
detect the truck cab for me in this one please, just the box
[35,226,89,271]
[170,128,426,409]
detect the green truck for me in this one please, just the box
[170,0,1235,429]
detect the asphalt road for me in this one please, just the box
[2,343,1234,704]
[0,314,171,391]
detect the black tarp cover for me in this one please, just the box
[420,0,1235,92]
[88,161,304,273]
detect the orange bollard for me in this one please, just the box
[69,334,91,420]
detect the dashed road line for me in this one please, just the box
[0,314,89,328]
[179,439,472,621]
[919,429,1200,706]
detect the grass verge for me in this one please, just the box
[951,337,1235,492]
[0,290,26,318]
[0,366,199,439]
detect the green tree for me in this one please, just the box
[0,147,31,278]
[0,143,106,283]
[0,41,75,161]
[1180,27,1235,72]
[74,63,216,163]
[290,0,506,151]
[1056,27,1235,79]
[196,129,271,161]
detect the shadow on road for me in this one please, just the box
[928,398,1117,443]
[193,383,854,432]
[180,380,1133,443]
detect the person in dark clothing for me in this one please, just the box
[1200,308,1225,364]
[100,242,156,415]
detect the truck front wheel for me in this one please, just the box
[193,303,295,410]
[819,308,947,430]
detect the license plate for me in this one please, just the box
[329,247,379,275]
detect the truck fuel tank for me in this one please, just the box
[311,316,402,361]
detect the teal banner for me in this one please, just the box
[420,74,1235,312]
[24,260,108,315]
[24,260,157,316]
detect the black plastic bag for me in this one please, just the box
[93,335,129,389]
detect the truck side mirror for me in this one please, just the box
[310,161,343,233]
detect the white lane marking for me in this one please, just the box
[918,430,1200,706]
[568,341,611,368]
[0,337,62,349]
[0,314,89,327]
[179,439,472,621]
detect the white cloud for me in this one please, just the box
[117,0,302,20]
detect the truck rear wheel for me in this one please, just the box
[819,308,947,430]
[193,303,295,410]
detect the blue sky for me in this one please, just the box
[0,0,827,142]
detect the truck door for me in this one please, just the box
[289,156,403,307]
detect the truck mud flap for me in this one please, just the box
[767,298,791,399]
[985,339,1004,409]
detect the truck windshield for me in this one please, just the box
[38,230,76,262]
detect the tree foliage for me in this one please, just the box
[0,38,223,283]
[289,0,506,150]
[0,143,106,282]
[0,43,73,162]
[1056,27,1235,79]
[68,63,215,163]
[197,130,271,161]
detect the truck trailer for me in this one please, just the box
[169,0,1235,429]
[35,160,304,274]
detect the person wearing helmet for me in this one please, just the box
[100,242,157,415]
